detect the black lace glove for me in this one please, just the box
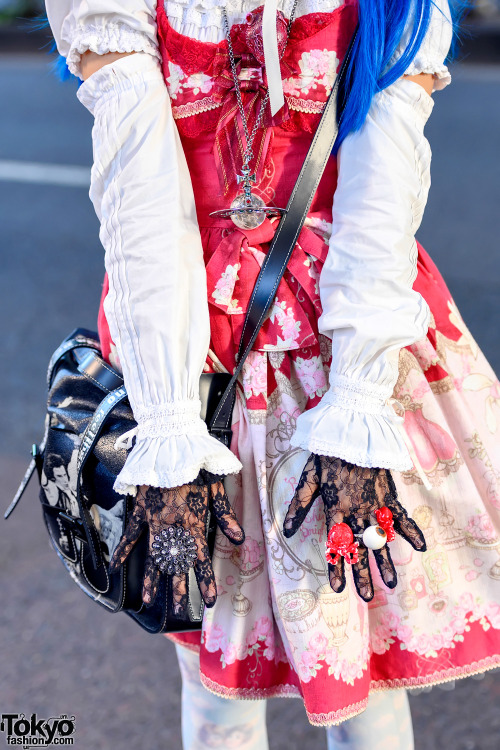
[108,469,245,612]
[283,454,426,602]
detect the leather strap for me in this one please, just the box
[3,430,47,519]
[208,24,358,434]
[76,385,129,570]
[77,349,124,393]
[46,329,100,388]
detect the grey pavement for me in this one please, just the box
[0,56,500,749]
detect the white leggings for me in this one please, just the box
[175,644,414,750]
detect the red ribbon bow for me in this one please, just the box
[211,16,295,196]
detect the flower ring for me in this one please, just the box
[326,523,360,565]
[325,507,396,564]
[151,526,198,575]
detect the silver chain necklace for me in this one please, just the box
[210,2,298,229]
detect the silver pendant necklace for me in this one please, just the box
[210,2,298,229]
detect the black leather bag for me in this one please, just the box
[4,27,357,635]
[23,328,233,634]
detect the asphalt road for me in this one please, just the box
[0,55,499,750]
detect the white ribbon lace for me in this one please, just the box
[263,0,284,116]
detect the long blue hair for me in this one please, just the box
[335,0,470,150]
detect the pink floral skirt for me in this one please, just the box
[98,237,500,725]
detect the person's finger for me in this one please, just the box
[372,545,398,589]
[108,505,145,572]
[382,471,427,551]
[351,547,374,602]
[193,535,217,607]
[392,511,427,551]
[142,554,162,608]
[328,557,346,593]
[210,481,245,545]
[283,453,320,538]
[171,572,189,617]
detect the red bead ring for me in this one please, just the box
[325,507,396,564]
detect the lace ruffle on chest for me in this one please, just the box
[164,0,346,42]
[157,0,357,138]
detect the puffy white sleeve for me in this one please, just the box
[398,0,453,91]
[45,2,243,494]
[45,0,161,79]
[290,3,453,472]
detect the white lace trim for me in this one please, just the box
[387,0,453,92]
[165,0,345,43]
[287,96,325,114]
[66,22,160,79]
[170,93,325,119]
[172,96,222,118]
[290,434,414,472]
[114,456,243,495]
[113,435,243,495]
[404,61,452,92]
[133,399,206,437]
[290,401,414,472]
[111,398,244,493]
[325,373,391,414]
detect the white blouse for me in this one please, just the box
[45,0,453,494]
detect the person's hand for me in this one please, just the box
[108,469,244,612]
[283,454,426,602]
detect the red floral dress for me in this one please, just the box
[97,0,500,726]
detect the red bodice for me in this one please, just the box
[156,0,359,216]
[99,1,360,386]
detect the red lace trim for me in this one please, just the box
[157,0,355,73]
[288,10,348,42]
[175,105,222,137]
[279,109,322,134]
[157,1,357,137]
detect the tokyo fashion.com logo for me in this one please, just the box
[0,713,75,747]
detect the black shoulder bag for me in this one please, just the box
[4,27,358,635]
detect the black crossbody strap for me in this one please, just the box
[209,24,358,433]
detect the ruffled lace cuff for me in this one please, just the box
[289,374,414,472]
[404,60,451,92]
[112,400,243,495]
[66,21,160,79]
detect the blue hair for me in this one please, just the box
[335,0,472,152]
[28,13,79,84]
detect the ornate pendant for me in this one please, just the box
[210,165,287,229]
